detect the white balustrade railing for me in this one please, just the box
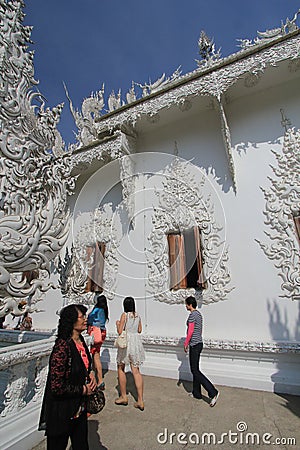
[0,335,54,418]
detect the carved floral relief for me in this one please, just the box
[257,127,300,300]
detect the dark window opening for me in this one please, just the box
[167,226,207,291]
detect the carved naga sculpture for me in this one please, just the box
[0,0,74,317]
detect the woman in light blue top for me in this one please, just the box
[87,294,109,389]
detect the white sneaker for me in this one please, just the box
[210,391,219,407]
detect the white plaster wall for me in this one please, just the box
[116,80,298,344]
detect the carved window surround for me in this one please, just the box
[67,204,122,303]
[146,156,233,305]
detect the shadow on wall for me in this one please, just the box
[268,299,300,417]
[267,299,293,340]
[101,348,111,378]
[176,337,193,393]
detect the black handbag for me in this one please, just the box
[86,387,105,415]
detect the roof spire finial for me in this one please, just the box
[196,30,221,67]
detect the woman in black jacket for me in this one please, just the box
[39,304,97,450]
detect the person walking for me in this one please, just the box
[87,294,109,389]
[184,296,219,406]
[39,304,97,450]
[115,296,145,411]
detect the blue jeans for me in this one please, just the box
[189,342,218,399]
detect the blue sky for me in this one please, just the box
[23,0,300,146]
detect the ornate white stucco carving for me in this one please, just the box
[135,335,300,353]
[214,97,236,191]
[134,67,182,97]
[119,155,136,226]
[66,69,181,150]
[1,334,298,420]
[58,12,300,195]
[64,83,105,147]
[0,0,74,316]
[146,157,233,304]
[238,9,300,49]
[196,30,221,68]
[65,10,299,155]
[63,204,122,303]
[32,363,48,403]
[256,127,300,300]
[69,128,135,174]
[0,337,53,417]
[57,246,88,302]
[81,33,299,192]
[93,34,300,130]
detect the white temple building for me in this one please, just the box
[0,1,299,448]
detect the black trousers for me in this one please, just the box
[47,411,89,450]
[189,342,218,399]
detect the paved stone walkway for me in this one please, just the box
[33,370,300,450]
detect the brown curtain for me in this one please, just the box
[167,227,207,291]
[294,215,300,244]
[22,270,39,285]
[192,226,207,289]
[85,242,105,292]
[167,233,187,290]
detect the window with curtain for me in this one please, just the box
[167,226,207,291]
[85,242,105,292]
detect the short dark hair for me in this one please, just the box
[185,296,197,309]
[57,304,87,340]
[123,296,135,313]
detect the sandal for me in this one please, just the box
[98,382,105,390]
[115,397,128,406]
[134,401,144,411]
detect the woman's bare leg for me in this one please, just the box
[93,352,103,385]
[116,363,127,402]
[131,364,144,406]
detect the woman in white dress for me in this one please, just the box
[115,296,145,410]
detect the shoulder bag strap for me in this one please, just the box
[123,313,127,330]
